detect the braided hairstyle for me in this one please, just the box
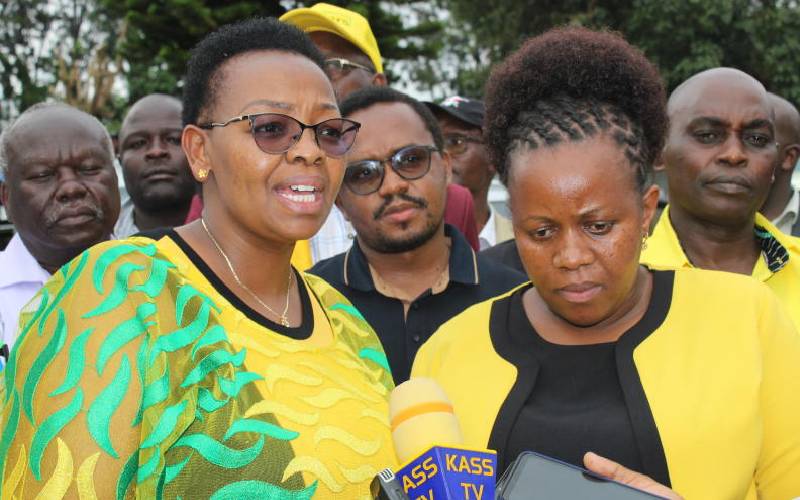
[484,27,667,193]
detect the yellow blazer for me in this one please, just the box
[413,268,800,500]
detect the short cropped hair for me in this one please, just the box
[339,86,445,151]
[484,27,667,191]
[182,17,325,126]
[0,102,114,176]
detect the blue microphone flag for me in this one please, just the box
[395,444,496,500]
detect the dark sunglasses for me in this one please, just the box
[324,58,375,76]
[343,145,439,195]
[199,113,361,157]
[444,133,483,156]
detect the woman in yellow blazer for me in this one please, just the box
[413,27,800,500]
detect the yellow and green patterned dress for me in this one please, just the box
[0,232,397,499]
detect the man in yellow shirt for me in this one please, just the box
[642,67,800,328]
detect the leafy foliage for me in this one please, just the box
[439,0,800,104]
[0,0,444,128]
[0,1,57,122]
[0,0,123,124]
[2,0,797,129]
[275,1,445,96]
[99,0,285,108]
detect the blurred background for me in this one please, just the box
[1,0,799,244]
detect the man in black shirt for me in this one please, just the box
[480,238,525,275]
[310,87,526,383]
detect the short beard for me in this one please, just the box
[133,188,194,215]
[364,214,442,254]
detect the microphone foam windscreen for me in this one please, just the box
[389,377,463,464]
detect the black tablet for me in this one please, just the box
[496,451,667,500]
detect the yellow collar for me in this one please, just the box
[641,205,799,281]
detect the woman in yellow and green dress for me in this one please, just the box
[0,18,396,499]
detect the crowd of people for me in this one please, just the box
[0,3,798,499]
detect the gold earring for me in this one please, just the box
[641,233,649,251]
[197,169,209,181]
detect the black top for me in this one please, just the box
[503,286,643,472]
[480,238,524,275]
[310,224,527,383]
[486,271,674,486]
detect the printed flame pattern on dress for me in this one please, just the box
[0,237,395,499]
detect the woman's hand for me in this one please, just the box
[583,452,683,499]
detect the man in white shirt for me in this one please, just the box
[0,233,50,349]
[760,93,800,235]
[427,96,513,249]
[0,102,120,349]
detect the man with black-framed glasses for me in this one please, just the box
[427,96,514,250]
[310,87,525,383]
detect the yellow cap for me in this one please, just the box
[280,3,384,74]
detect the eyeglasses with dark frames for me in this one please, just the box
[324,58,376,75]
[199,112,361,157]
[443,133,484,156]
[343,145,439,195]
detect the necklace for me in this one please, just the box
[201,218,293,327]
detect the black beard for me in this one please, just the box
[132,188,194,214]
[364,215,442,254]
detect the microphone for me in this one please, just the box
[388,378,496,500]
[370,468,411,500]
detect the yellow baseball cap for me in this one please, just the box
[280,3,383,74]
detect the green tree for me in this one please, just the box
[1,0,445,128]
[626,0,800,102]
[100,0,285,109]
[108,1,444,105]
[0,0,124,125]
[438,0,800,104]
[51,0,124,120]
[290,1,444,91]
[0,0,56,123]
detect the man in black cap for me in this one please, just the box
[427,96,513,250]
